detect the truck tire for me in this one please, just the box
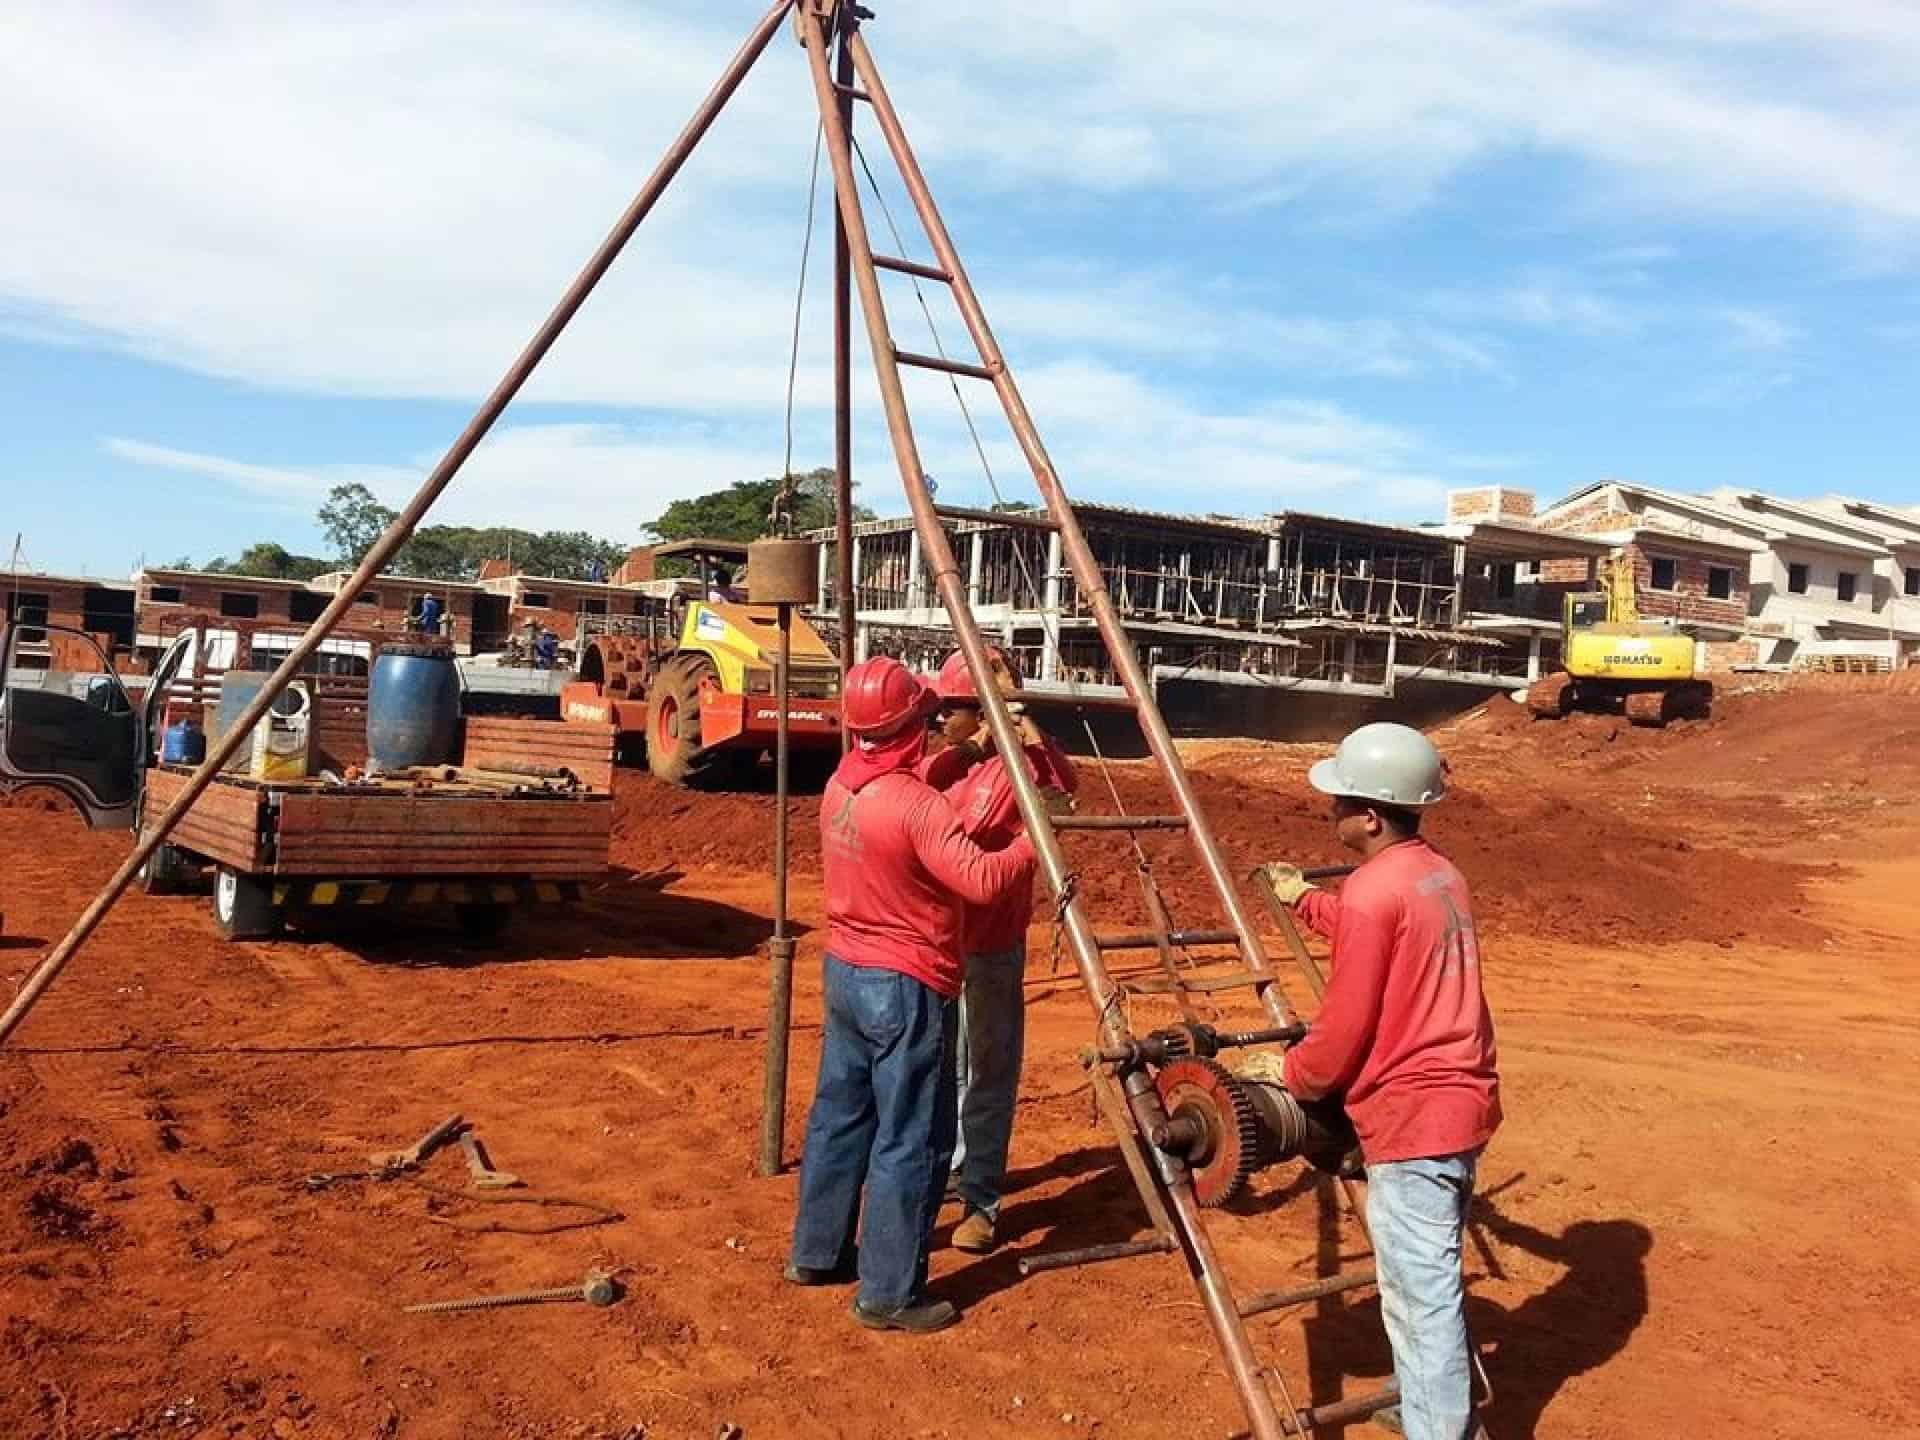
[138,841,190,896]
[213,867,281,941]
[646,654,719,787]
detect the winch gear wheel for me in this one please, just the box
[1154,1056,1262,1208]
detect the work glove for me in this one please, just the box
[1255,863,1314,907]
[1037,784,1075,818]
[1006,698,1043,748]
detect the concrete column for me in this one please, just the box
[854,623,870,664]
[1039,531,1065,682]
[1384,626,1398,698]
[1451,542,1467,627]
[905,527,923,611]
[1342,635,1359,684]
[816,543,830,606]
[851,536,863,615]
[1526,632,1542,682]
[1259,534,1279,630]
[966,531,984,608]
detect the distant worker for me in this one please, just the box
[533,627,559,669]
[924,648,1076,1255]
[1257,723,1499,1440]
[417,592,443,637]
[707,564,741,603]
[788,656,1036,1335]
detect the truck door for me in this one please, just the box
[0,624,189,829]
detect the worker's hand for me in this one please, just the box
[1037,785,1075,818]
[1255,863,1314,906]
[1007,699,1043,748]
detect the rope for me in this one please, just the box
[775,120,827,537]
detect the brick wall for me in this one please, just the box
[1538,557,1595,584]
[612,546,655,586]
[1537,492,1635,536]
[1623,542,1749,631]
[1446,487,1536,524]
[1702,639,1760,670]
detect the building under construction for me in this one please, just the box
[805,489,1611,738]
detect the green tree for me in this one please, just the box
[205,541,333,580]
[642,468,871,544]
[318,483,397,566]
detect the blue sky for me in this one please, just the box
[4,1,1918,578]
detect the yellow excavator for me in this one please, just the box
[1526,552,1712,726]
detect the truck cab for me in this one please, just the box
[0,621,191,828]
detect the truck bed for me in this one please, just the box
[143,765,612,878]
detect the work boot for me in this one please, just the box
[783,1258,856,1286]
[850,1294,960,1334]
[951,1208,996,1255]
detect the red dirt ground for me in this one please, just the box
[3,681,1917,1438]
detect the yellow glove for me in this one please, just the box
[1256,863,1313,906]
[1038,785,1075,817]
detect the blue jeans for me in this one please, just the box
[790,955,959,1311]
[949,946,1026,1219]
[1366,1150,1482,1440]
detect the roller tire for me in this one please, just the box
[646,654,720,787]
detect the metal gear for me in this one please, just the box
[1153,1057,1261,1208]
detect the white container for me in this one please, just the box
[249,682,312,781]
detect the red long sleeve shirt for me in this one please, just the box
[820,771,1036,999]
[945,737,1076,954]
[1282,839,1501,1164]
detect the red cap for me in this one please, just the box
[934,646,1008,704]
[843,656,937,737]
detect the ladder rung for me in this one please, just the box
[1096,928,1239,952]
[1125,971,1269,996]
[894,347,994,381]
[1238,1265,1377,1318]
[1294,1383,1400,1431]
[1051,813,1189,832]
[831,81,873,104]
[873,253,952,283]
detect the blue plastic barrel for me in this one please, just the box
[367,643,460,770]
[161,718,207,765]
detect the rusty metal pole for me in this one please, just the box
[758,601,797,1176]
[0,0,799,1049]
[832,11,857,748]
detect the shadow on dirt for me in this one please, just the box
[937,1145,1153,1310]
[1288,1173,1653,1438]
[0,934,47,951]
[286,865,787,966]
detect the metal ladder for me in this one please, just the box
[799,5,1404,1432]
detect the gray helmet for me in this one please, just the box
[1308,722,1447,808]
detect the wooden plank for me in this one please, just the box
[274,794,610,838]
[275,834,610,858]
[142,768,265,871]
[272,854,605,877]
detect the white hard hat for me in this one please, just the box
[1308,722,1447,808]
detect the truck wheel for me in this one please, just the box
[646,655,719,787]
[138,841,189,896]
[454,902,511,941]
[213,867,281,941]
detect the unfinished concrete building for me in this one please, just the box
[805,496,1607,739]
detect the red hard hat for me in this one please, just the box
[934,646,1007,703]
[843,656,936,737]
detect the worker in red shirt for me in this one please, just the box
[922,648,1076,1255]
[1258,722,1498,1440]
[787,656,1036,1334]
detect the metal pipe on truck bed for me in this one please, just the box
[0,0,798,1048]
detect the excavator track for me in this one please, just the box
[1526,671,1575,718]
